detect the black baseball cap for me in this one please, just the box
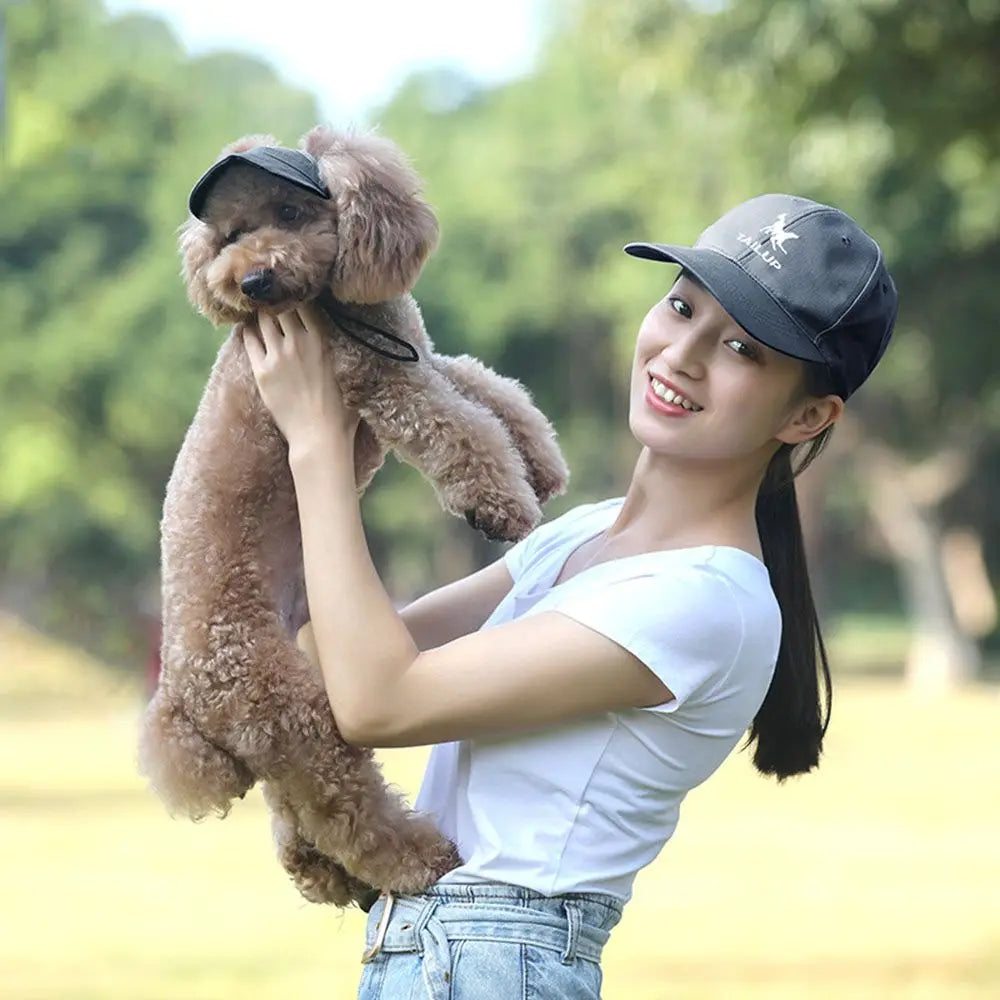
[188,145,330,220]
[624,193,897,398]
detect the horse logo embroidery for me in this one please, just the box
[760,213,799,254]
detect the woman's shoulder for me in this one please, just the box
[504,497,622,582]
[697,546,778,612]
[539,496,624,537]
[553,544,780,643]
[511,497,623,554]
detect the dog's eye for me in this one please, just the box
[277,204,300,224]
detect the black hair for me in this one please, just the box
[746,362,835,780]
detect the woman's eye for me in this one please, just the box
[278,204,300,223]
[668,297,692,319]
[725,338,759,360]
[223,229,243,245]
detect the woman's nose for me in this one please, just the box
[660,329,707,380]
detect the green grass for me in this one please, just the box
[826,613,914,675]
[2,617,998,999]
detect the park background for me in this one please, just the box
[1,0,997,997]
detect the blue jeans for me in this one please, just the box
[357,883,624,1000]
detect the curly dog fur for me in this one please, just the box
[138,126,568,906]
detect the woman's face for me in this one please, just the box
[628,274,833,466]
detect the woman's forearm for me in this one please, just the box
[288,432,418,736]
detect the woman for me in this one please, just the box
[242,192,897,999]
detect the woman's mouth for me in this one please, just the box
[646,375,703,415]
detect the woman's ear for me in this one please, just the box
[776,394,844,445]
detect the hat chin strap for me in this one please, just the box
[317,291,419,363]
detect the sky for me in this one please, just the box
[103,0,546,123]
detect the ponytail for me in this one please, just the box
[747,376,835,780]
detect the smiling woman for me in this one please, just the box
[246,192,897,999]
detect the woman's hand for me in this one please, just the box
[242,304,359,452]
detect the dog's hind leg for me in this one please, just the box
[288,750,462,897]
[263,782,373,907]
[138,690,255,819]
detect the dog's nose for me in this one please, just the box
[241,269,275,301]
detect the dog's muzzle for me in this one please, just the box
[241,269,276,302]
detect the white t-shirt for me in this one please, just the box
[415,498,782,902]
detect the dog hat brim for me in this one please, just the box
[188,146,331,220]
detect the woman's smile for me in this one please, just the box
[645,373,703,415]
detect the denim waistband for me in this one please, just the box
[363,883,623,967]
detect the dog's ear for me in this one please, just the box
[220,133,281,156]
[302,127,439,303]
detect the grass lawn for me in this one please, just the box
[1,618,998,999]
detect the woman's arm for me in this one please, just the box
[245,307,672,748]
[342,611,673,747]
[297,556,512,661]
[399,558,515,651]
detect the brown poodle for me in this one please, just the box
[138,126,569,906]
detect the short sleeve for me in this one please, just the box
[553,567,745,713]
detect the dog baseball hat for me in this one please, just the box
[188,146,330,220]
[625,193,898,398]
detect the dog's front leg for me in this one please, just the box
[430,354,569,504]
[358,364,543,542]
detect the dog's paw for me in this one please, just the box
[524,451,570,506]
[281,843,358,907]
[380,841,463,895]
[464,496,540,542]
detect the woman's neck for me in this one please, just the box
[608,447,769,558]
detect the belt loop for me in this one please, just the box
[560,899,582,965]
[413,896,439,957]
[361,891,395,964]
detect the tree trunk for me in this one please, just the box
[940,527,997,639]
[854,441,980,693]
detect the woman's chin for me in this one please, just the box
[630,406,682,442]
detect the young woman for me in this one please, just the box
[242,193,898,999]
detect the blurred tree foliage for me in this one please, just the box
[2,0,998,685]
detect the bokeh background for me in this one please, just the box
[2,1,998,997]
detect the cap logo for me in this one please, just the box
[735,212,799,271]
[760,214,799,254]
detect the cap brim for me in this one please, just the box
[624,242,826,364]
[188,146,331,220]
